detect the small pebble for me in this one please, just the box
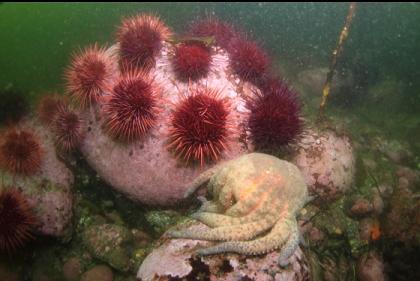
[132,229,152,247]
[398,177,409,189]
[357,252,386,281]
[362,158,377,170]
[372,194,384,215]
[350,198,373,217]
[81,265,113,281]
[308,226,325,243]
[63,257,82,281]
[396,166,420,184]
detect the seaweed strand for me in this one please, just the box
[318,2,357,121]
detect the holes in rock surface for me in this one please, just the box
[219,259,233,273]
[240,277,255,281]
[168,257,210,281]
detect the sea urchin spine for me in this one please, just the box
[168,87,231,166]
[104,70,160,142]
[117,13,172,70]
[247,79,302,152]
[228,37,270,84]
[0,188,37,255]
[187,18,237,49]
[52,104,85,152]
[172,41,212,82]
[65,43,116,108]
[0,128,43,175]
[36,94,67,127]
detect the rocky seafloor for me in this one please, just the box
[1,64,419,281]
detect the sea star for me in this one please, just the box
[168,153,309,266]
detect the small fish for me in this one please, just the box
[168,36,215,47]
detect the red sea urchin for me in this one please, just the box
[255,75,284,94]
[0,128,43,175]
[117,14,172,70]
[52,104,85,152]
[187,18,237,49]
[65,44,115,108]
[0,188,37,255]
[228,37,270,84]
[247,80,302,152]
[168,87,231,166]
[104,71,160,142]
[172,41,212,82]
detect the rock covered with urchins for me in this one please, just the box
[57,14,303,206]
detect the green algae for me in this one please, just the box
[0,169,68,195]
[145,209,184,236]
[82,224,132,272]
[310,198,367,262]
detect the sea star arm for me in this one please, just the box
[196,198,224,213]
[278,219,299,267]
[224,194,259,217]
[193,193,287,229]
[191,212,240,227]
[195,218,295,256]
[167,218,276,242]
[216,184,235,211]
[191,205,278,227]
[184,164,222,198]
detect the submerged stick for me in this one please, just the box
[318,2,357,121]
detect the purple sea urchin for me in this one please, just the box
[247,79,302,151]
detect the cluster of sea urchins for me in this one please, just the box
[0,128,40,254]
[60,13,302,164]
[36,94,85,152]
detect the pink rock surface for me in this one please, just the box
[1,118,74,237]
[19,118,74,190]
[28,191,73,237]
[291,129,355,202]
[80,44,251,206]
[137,223,311,281]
